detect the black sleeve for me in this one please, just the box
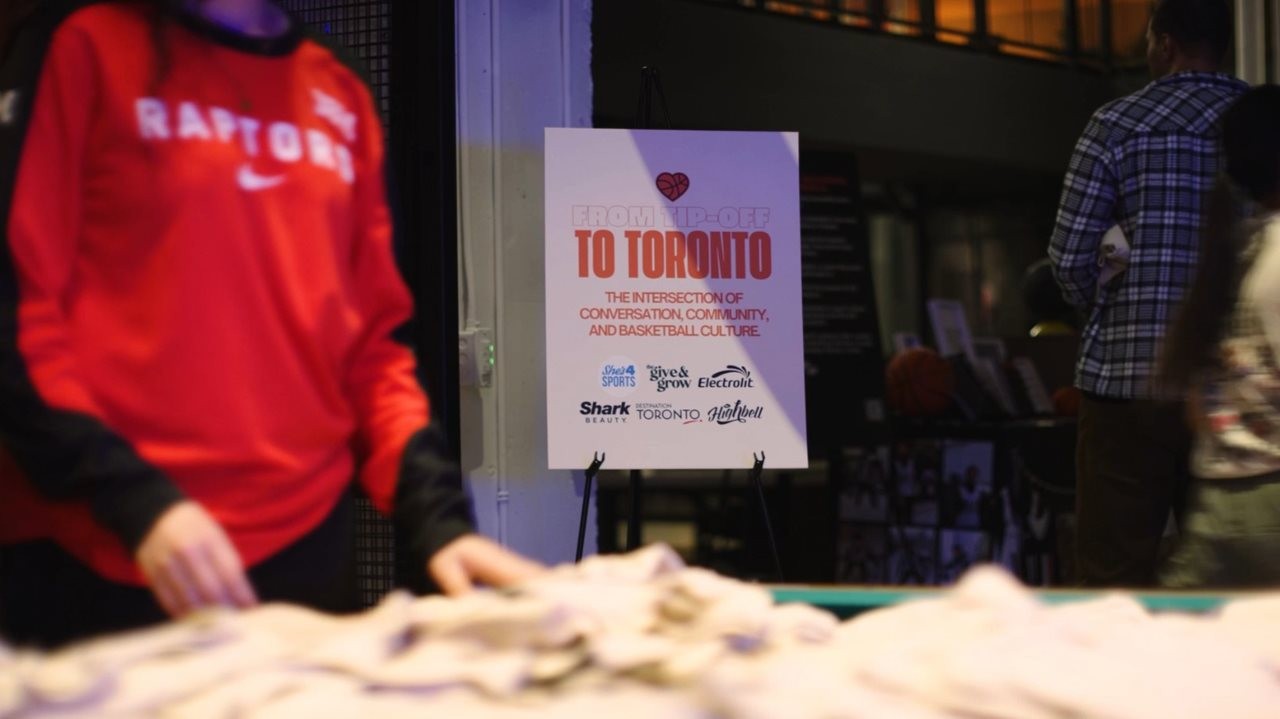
[0,0,184,552]
[392,425,477,587]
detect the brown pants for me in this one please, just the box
[1074,395,1192,587]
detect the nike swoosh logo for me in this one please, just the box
[237,164,285,192]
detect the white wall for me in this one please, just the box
[1273,0,1280,84]
[455,0,594,564]
[1235,0,1267,84]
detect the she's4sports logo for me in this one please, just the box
[599,356,637,397]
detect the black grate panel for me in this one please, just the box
[278,0,395,608]
[278,0,392,120]
[350,496,396,607]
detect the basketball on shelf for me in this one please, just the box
[885,347,954,417]
[1052,386,1081,417]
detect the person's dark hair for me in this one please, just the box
[1150,0,1233,64]
[0,0,44,63]
[0,1,185,85]
[1161,85,1280,391]
[145,0,180,87]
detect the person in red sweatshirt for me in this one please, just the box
[0,0,541,647]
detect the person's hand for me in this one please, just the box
[135,501,258,617]
[427,534,546,595]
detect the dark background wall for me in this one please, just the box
[593,0,1131,182]
[595,0,1147,341]
[591,0,1146,583]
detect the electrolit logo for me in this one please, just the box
[698,364,755,389]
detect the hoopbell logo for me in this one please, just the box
[647,365,690,392]
[599,356,638,398]
[699,365,755,389]
[707,400,764,425]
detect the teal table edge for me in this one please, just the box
[770,586,1229,618]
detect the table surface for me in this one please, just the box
[769,584,1243,617]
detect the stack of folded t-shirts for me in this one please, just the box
[700,567,1280,719]
[3,545,1280,718]
[0,545,833,718]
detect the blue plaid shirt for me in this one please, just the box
[1049,72,1248,399]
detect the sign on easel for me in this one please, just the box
[544,128,808,469]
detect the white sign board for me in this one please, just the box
[544,129,808,469]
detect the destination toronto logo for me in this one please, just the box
[635,402,702,424]
[707,400,764,425]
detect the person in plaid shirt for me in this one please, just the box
[1048,0,1246,587]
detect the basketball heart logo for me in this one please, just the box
[655,171,690,202]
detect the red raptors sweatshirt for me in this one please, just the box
[0,1,473,584]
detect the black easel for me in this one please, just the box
[573,453,647,556]
[570,67,784,581]
[576,452,605,562]
[626,468,643,550]
[575,451,784,580]
[749,452,784,581]
[636,66,672,132]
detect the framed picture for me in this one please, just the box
[939,529,985,584]
[838,446,891,523]
[971,337,1007,364]
[984,486,1022,575]
[891,440,942,524]
[1011,357,1054,415]
[887,526,937,585]
[927,299,973,359]
[941,440,994,529]
[892,332,922,353]
[970,337,1016,414]
[971,356,1018,416]
[836,524,889,584]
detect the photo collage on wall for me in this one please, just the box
[837,439,1021,585]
